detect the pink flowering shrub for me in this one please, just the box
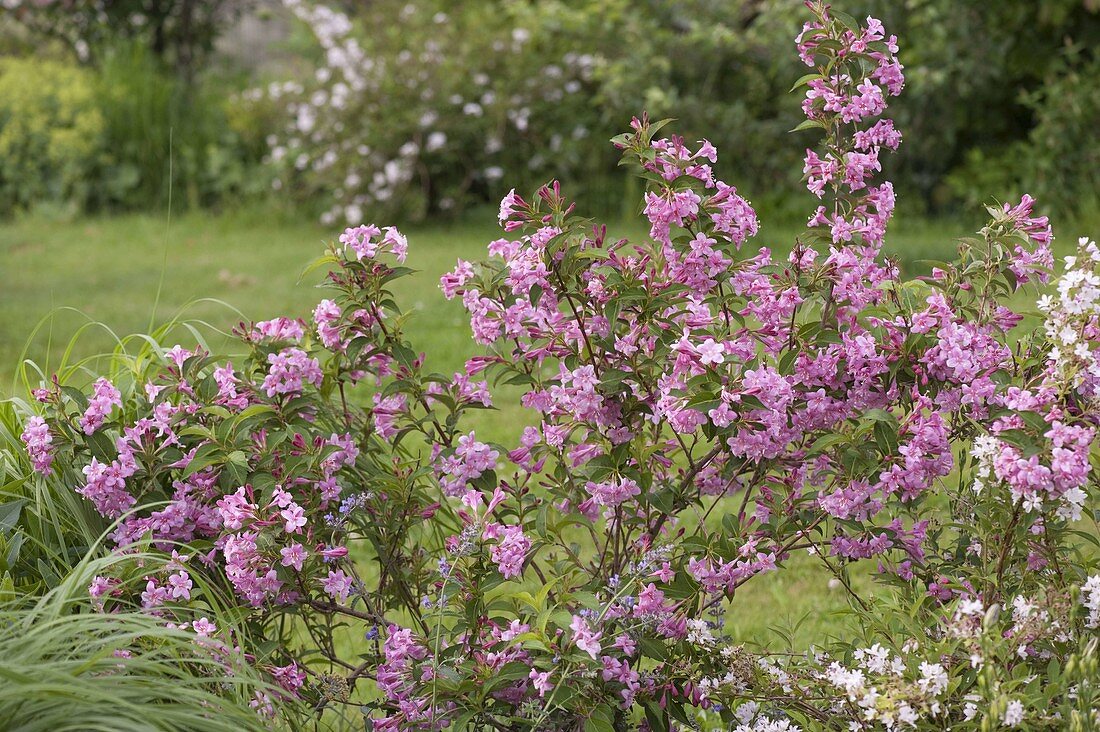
[15,3,1100,730]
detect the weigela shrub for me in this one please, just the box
[18,2,1100,729]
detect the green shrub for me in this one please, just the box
[0,555,288,731]
[262,0,805,223]
[263,0,1100,221]
[0,58,106,216]
[95,43,263,212]
[0,48,262,217]
[947,53,1100,218]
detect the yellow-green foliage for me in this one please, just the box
[0,58,105,214]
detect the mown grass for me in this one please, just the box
[1,207,1096,648]
[0,208,1007,392]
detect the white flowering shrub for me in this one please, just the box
[256,0,804,224]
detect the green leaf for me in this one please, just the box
[789,72,823,92]
[450,710,479,730]
[0,500,24,534]
[831,10,861,33]
[644,702,670,732]
[298,252,339,282]
[809,432,848,454]
[863,408,897,426]
[584,705,615,732]
[183,442,223,477]
[5,531,24,568]
[790,119,825,134]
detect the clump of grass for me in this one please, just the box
[0,552,289,731]
[0,315,298,729]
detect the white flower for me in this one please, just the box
[426,132,447,152]
[917,662,948,696]
[1002,699,1024,727]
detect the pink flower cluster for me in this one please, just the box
[435,431,499,496]
[20,415,53,474]
[252,317,305,342]
[640,134,758,250]
[1002,194,1054,285]
[338,224,408,262]
[484,523,530,578]
[797,12,903,250]
[262,347,323,397]
[79,377,122,435]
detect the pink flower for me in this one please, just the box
[488,524,530,579]
[141,578,169,609]
[262,348,323,398]
[217,487,255,531]
[613,634,637,656]
[436,431,499,496]
[192,617,217,636]
[272,662,306,694]
[313,299,344,350]
[212,363,248,409]
[697,338,725,366]
[652,562,675,583]
[79,378,122,435]
[339,224,382,260]
[499,619,530,642]
[319,545,348,560]
[164,345,193,368]
[440,259,474,300]
[323,569,354,604]
[498,188,524,224]
[252,317,305,342]
[79,456,136,518]
[529,669,552,697]
[280,543,307,571]
[381,226,408,262]
[281,503,307,533]
[634,583,667,616]
[88,575,112,598]
[570,615,602,659]
[584,477,641,508]
[167,570,193,600]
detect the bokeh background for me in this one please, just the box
[1,0,1098,402]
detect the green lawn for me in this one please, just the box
[1,207,1093,647]
[0,210,491,395]
[0,207,1007,392]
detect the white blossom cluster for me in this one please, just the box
[257,0,599,224]
[1083,574,1100,629]
[970,433,999,494]
[1038,237,1100,392]
[821,643,949,730]
[730,702,802,732]
[683,575,1100,731]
